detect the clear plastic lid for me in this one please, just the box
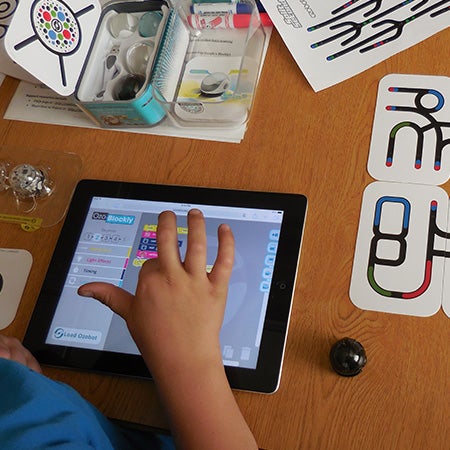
[152,0,267,128]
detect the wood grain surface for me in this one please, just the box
[1,26,449,450]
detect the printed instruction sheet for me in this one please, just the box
[4,82,248,143]
[261,0,449,91]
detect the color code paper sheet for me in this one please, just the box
[261,0,449,91]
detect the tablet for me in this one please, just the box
[24,179,307,393]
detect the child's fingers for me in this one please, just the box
[209,223,235,289]
[184,209,207,276]
[156,211,182,272]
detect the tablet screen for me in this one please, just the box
[24,180,307,393]
[46,197,284,370]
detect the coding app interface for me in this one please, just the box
[46,197,283,369]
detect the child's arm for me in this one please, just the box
[79,209,258,450]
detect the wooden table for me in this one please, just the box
[1,28,449,450]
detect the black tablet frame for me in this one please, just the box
[23,179,307,393]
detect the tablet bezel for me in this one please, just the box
[23,179,307,393]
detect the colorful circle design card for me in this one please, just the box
[32,0,82,55]
[5,0,101,96]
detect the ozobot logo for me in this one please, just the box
[91,211,135,225]
[51,327,102,344]
[92,211,108,220]
[53,327,65,339]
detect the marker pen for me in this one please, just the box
[190,3,253,14]
[187,13,273,29]
[190,1,266,14]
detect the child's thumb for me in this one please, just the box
[78,282,133,320]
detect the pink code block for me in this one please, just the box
[142,231,157,238]
[136,250,158,259]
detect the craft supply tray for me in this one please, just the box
[5,0,267,129]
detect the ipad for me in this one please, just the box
[24,180,307,393]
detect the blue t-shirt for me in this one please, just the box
[0,358,175,450]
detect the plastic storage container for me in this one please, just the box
[5,0,267,129]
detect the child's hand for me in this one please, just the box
[79,209,257,450]
[78,209,235,376]
[0,335,42,373]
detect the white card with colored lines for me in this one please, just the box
[350,181,448,317]
[442,206,450,318]
[368,74,450,185]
